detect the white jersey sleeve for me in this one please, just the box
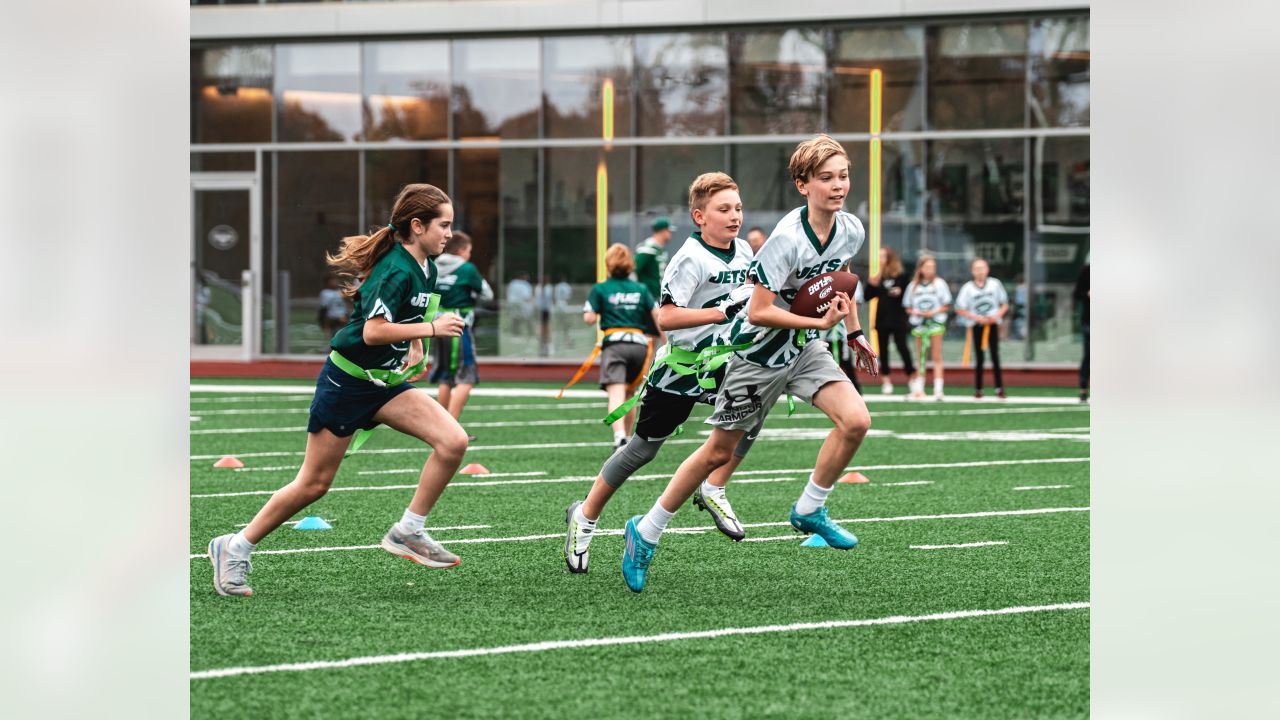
[955,281,977,327]
[659,251,703,308]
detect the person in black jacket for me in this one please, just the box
[865,246,915,394]
[1074,263,1090,402]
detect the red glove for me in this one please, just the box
[848,330,879,376]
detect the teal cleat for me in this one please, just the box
[621,515,658,593]
[789,504,858,550]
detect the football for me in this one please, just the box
[788,271,859,318]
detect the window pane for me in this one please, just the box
[543,147,633,358]
[830,26,926,133]
[364,150,450,229]
[363,41,450,141]
[1029,17,1090,127]
[192,46,273,143]
[928,22,1027,130]
[729,28,826,135]
[275,151,358,353]
[925,138,1025,364]
[455,148,538,356]
[636,145,723,259]
[635,33,728,137]
[1029,136,1089,362]
[453,39,541,140]
[276,43,362,142]
[544,36,633,139]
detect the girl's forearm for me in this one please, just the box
[362,319,435,345]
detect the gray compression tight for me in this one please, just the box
[600,420,762,489]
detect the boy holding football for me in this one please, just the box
[621,135,878,592]
[563,172,760,573]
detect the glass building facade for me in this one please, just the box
[191,12,1089,365]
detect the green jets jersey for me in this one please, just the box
[633,236,668,299]
[586,277,656,347]
[436,258,485,309]
[331,243,437,371]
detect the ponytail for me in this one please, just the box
[327,226,400,298]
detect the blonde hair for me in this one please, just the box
[687,171,739,217]
[605,243,634,279]
[789,134,849,182]
[327,183,451,298]
[913,253,938,286]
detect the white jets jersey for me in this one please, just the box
[649,233,753,397]
[727,206,865,368]
[903,277,953,326]
[954,278,1009,328]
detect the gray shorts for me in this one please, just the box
[708,340,850,431]
[599,342,649,387]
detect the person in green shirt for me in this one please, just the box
[207,183,469,598]
[632,216,674,299]
[584,244,664,447]
[429,231,494,428]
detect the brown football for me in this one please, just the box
[789,271,859,318]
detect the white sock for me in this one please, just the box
[228,531,256,557]
[613,430,627,443]
[934,378,945,394]
[701,479,726,499]
[399,509,427,533]
[573,502,597,530]
[795,477,834,515]
[636,500,675,544]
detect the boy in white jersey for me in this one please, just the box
[563,172,760,573]
[621,135,879,593]
[954,257,1009,399]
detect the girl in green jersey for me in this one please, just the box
[207,184,469,597]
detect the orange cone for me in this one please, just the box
[214,456,245,469]
[459,463,491,475]
[838,471,870,484]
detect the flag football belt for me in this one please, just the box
[438,306,473,374]
[601,339,754,426]
[911,320,946,338]
[961,323,992,367]
[556,327,651,399]
[330,293,440,457]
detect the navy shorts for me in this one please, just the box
[307,358,416,437]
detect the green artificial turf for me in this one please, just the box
[190,384,1089,719]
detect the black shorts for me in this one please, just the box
[307,358,416,437]
[599,342,648,387]
[633,365,726,440]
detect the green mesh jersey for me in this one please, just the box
[331,243,437,371]
[436,259,485,309]
[586,277,656,347]
[632,237,667,299]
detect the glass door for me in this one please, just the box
[192,173,260,359]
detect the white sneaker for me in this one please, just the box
[880,381,894,395]
[692,486,745,541]
[208,534,253,597]
[563,500,593,573]
[381,524,461,568]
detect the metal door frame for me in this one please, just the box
[191,172,262,360]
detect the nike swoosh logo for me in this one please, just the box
[326,376,341,387]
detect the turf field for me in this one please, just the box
[190,380,1089,719]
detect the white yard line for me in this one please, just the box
[1013,485,1074,491]
[189,506,1089,558]
[192,383,1085,405]
[192,457,1088,497]
[910,541,1009,550]
[190,601,1088,680]
[877,481,935,487]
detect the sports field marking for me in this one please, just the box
[233,521,491,531]
[877,480,934,487]
[191,383,1085,406]
[1013,484,1074,490]
[910,541,1009,550]
[191,457,1088,497]
[356,469,548,478]
[191,395,314,404]
[190,402,609,417]
[189,601,1089,680]
[188,506,1089,559]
